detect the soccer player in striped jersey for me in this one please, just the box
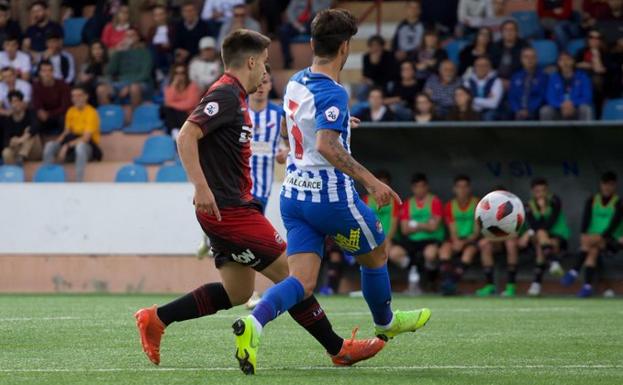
[231,9,430,375]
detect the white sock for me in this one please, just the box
[250,315,263,334]
[375,313,394,330]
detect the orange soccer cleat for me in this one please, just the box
[331,327,386,366]
[134,305,165,365]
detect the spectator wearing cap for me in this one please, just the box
[147,4,175,77]
[362,35,398,98]
[163,63,200,135]
[355,87,396,122]
[32,60,71,135]
[0,4,22,48]
[101,4,130,50]
[173,1,211,64]
[216,3,261,49]
[0,66,31,116]
[464,56,503,121]
[23,1,63,54]
[424,59,462,116]
[508,47,548,120]
[34,29,75,84]
[189,36,222,92]
[1,90,41,164]
[392,1,425,62]
[0,34,31,80]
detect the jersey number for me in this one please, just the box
[288,100,304,160]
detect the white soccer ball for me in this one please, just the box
[475,190,525,240]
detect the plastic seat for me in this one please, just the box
[445,40,468,66]
[601,98,623,121]
[511,11,544,39]
[155,164,187,182]
[33,164,66,183]
[123,104,163,134]
[115,164,148,182]
[532,40,559,67]
[97,104,124,134]
[566,38,586,57]
[134,135,176,165]
[63,17,87,46]
[0,165,24,182]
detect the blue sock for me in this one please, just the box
[251,276,304,327]
[361,264,393,326]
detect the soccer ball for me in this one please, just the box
[475,191,525,240]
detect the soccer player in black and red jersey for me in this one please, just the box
[134,29,383,370]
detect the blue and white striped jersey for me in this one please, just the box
[249,102,282,200]
[281,68,357,203]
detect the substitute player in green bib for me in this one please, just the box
[525,178,570,296]
[363,170,401,253]
[439,175,481,295]
[562,172,623,297]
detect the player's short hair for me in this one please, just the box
[374,169,392,183]
[601,171,617,183]
[411,173,428,184]
[311,9,358,58]
[7,90,24,101]
[367,34,385,47]
[221,29,271,69]
[531,177,548,187]
[454,174,471,184]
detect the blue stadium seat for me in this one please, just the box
[115,164,148,182]
[0,165,24,182]
[97,104,124,134]
[566,38,586,57]
[33,164,66,183]
[63,17,87,46]
[123,104,163,134]
[601,98,623,120]
[445,40,468,66]
[134,135,176,165]
[155,164,187,182]
[511,11,544,39]
[532,40,558,67]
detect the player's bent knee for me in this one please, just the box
[357,245,388,269]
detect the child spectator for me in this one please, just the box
[457,0,494,37]
[0,66,31,116]
[540,52,593,121]
[490,20,529,83]
[173,1,211,64]
[77,41,108,106]
[385,61,421,119]
[575,30,609,116]
[23,1,63,54]
[464,56,503,121]
[414,30,448,82]
[458,27,493,75]
[355,87,396,122]
[216,3,261,48]
[42,86,101,182]
[446,86,480,120]
[32,60,71,135]
[362,35,398,98]
[0,4,21,48]
[189,37,222,92]
[424,59,461,115]
[0,35,30,80]
[147,4,175,77]
[537,0,582,49]
[414,92,441,122]
[508,47,548,120]
[36,29,75,84]
[1,90,41,164]
[392,1,425,62]
[163,63,200,135]
[101,4,130,50]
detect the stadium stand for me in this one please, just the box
[133,135,176,165]
[155,164,188,183]
[115,163,149,183]
[33,164,66,183]
[123,104,164,134]
[0,165,24,182]
[97,104,125,134]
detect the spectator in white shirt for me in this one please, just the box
[189,36,222,92]
[0,35,31,80]
[458,0,494,37]
[0,66,32,115]
[463,56,503,121]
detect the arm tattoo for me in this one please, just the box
[326,133,368,182]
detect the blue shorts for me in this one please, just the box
[280,195,385,257]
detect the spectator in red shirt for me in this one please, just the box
[32,60,71,135]
[537,0,582,49]
[101,4,130,50]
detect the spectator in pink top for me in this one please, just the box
[101,4,130,50]
[163,63,200,136]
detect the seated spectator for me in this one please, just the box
[201,0,244,34]
[576,29,609,115]
[173,1,211,64]
[482,0,510,40]
[0,35,31,80]
[0,66,31,116]
[163,63,200,135]
[217,3,261,48]
[32,60,71,135]
[189,37,222,92]
[147,5,175,77]
[537,0,582,49]
[77,40,108,106]
[508,47,548,120]
[490,20,529,83]
[457,0,494,37]
[424,59,461,115]
[0,4,21,48]
[384,61,420,120]
[581,0,612,30]
[414,92,442,122]
[392,1,425,62]
[458,27,493,75]
[414,30,448,83]
[540,52,593,121]
[101,4,130,51]
[362,35,397,99]
[43,86,101,182]
[1,90,41,164]
[279,0,332,68]
[35,29,75,84]
[23,1,63,54]
[100,28,153,109]
[356,87,396,122]
[464,56,503,121]
[446,86,480,120]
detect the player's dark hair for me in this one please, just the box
[374,169,392,183]
[454,174,471,184]
[311,9,358,58]
[221,29,270,69]
[7,89,24,101]
[531,177,548,187]
[29,0,48,10]
[367,34,385,47]
[601,171,617,183]
[411,173,428,184]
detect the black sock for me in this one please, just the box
[507,264,517,284]
[573,251,588,272]
[534,263,546,284]
[584,266,595,285]
[326,260,343,293]
[484,267,494,284]
[288,295,343,356]
[157,283,232,326]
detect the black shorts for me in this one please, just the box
[397,239,441,256]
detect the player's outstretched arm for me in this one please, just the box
[177,120,221,221]
[316,129,401,208]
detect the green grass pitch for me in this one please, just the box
[1,295,622,385]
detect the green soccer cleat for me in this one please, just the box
[232,316,261,375]
[476,284,496,297]
[501,283,516,297]
[374,308,431,341]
